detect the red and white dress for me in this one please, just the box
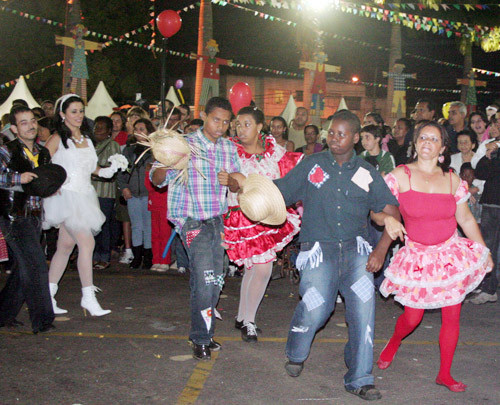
[224,135,302,269]
[380,166,491,309]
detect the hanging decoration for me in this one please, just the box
[191,40,233,109]
[457,71,487,114]
[383,60,416,118]
[55,24,104,103]
[299,51,341,117]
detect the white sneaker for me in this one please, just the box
[151,264,161,272]
[158,264,170,272]
[469,292,498,305]
[178,266,186,274]
[119,249,134,264]
[336,295,342,304]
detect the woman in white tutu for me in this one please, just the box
[45,94,118,317]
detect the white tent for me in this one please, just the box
[280,94,297,126]
[0,76,40,117]
[166,86,181,107]
[85,81,118,120]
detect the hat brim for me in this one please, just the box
[238,174,287,226]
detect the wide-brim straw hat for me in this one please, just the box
[238,174,287,226]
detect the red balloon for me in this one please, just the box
[229,82,252,114]
[156,10,182,38]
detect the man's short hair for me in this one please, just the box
[416,98,436,113]
[331,109,361,134]
[9,105,32,126]
[12,99,28,108]
[450,101,467,116]
[205,97,232,115]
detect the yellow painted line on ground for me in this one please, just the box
[176,351,219,405]
[1,330,499,347]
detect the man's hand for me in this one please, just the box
[218,170,231,186]
[20,172,38,184]
[366,246,385,273]
[218,171,242,192]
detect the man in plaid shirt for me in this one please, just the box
[151,97,240,360]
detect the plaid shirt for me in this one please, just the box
[387,72,415,91]
[151,128,240,232]
[0,142,43,210]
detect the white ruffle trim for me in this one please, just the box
[229,213,300,269]
[456,192,470,205]
[382,246,490,289]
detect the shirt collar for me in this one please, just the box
[196,127,219,149]
[328,149,357,170]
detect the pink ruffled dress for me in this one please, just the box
[224,135,302,269]
[380,166,491,309]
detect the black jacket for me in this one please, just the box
[475,153,500,205]
[0,139,51,218]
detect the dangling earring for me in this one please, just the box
[62,117,65,123]
[413,151,417,159]
[438,154,444,163]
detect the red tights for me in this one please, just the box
[379,304,462,386]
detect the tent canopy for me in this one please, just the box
[85,81,118,120]
[0,76,40,118]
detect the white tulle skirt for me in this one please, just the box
[43,188,105,235]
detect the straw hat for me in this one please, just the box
[238,174,287,226]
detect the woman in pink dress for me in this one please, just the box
[224,107,302,342]
[377,121,493,392]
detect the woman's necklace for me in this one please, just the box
[72,135,85,145]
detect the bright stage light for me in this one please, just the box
[351,76,360,83]
[306,0,340,13]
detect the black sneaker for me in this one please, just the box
[241,321,258,343]
[345,384,382,401]
[192,343,211,361]
[189,338,221,352]
[285,361,304,377]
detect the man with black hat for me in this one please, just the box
[0,105,56,333]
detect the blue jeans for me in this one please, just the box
[127,196,151,249]
[180,217,224,345]
[0,216,54,331]
[479,206,499,294]
[286,239,375,390]
[94,197,117,262]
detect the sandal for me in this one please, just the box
[94,262,110,270]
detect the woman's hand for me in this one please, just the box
[122,188,133,201]
[384,216,407,241]
[486,253,494,272]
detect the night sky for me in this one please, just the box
[1,0,499,110]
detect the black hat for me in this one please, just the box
[22,163,67,198]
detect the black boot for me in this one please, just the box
[142,248,153,270]
[129,245,143,269]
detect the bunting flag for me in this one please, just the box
[3,44,493,95]
[375,3,500,12]
[217,1,497,40]
[0,60,64,89]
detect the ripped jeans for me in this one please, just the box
[286,239,375,390]
[180,217,225,345]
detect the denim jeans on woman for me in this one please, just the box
[180,217,224,345]
[286,238,375,390]
[127,196,151,249]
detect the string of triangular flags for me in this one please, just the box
[373,2,500,12]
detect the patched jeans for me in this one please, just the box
[286,239,375,390]
[180,216,225,345]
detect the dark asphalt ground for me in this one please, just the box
[0,262,499,405]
